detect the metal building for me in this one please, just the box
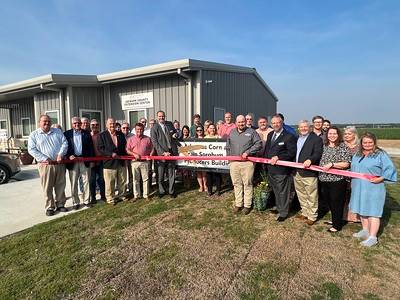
[0,59,277,142]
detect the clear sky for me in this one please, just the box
[1,0,399,124]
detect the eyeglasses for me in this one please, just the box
[91,124,99,127]
[196,129,203,132]
[121,127,129,129]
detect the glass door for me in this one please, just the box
[128,110,146,128]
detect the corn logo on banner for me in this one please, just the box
[177,139,229,171]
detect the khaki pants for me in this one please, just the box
[38,164,66,211]
[103,166,127,203]
[294,173,318,221]
[68,162,91,205]
[131,161,149,198]
[230,161,255,208]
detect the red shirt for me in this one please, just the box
[126,134,153,157]
[218,123,237,139]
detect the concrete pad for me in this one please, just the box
[0,164,90,238]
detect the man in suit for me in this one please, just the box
[98,117,127,205]
[293,120,323,225]
[264,114,297,221]
[64,117,95,209]
[151,110,179,198]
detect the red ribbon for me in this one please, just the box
[43,155,377,181]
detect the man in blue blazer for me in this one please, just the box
[64,117,95,209]
[293,120,323,225]
[264,114,297,221]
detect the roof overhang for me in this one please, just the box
[0,58,278,102]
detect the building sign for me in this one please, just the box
[121,92,154,110]
[177,139,229,172]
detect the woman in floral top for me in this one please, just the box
[319,126,352,232]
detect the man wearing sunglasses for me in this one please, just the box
[64,117,95,209]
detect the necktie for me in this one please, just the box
[272,132,278,143]
[163,124,171,149]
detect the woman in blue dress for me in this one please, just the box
[350,132,397,247]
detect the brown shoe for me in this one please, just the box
[305,219,315,226]
[243,207,252,215]
[296,214,307,220]
[233,206,243,214]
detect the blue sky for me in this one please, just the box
[1,0,399,124]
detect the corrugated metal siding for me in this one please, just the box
[71,87,104,116]
[0,98,35,137]
[201,70,277,123]
[0,108,8,120]
[34,91,60,114]
[109,75,187,123]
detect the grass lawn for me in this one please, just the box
[0,158,399,299]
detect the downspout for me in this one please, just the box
[177,68,192,127]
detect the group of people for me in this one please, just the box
[28,111,397,247]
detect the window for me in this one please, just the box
[80,109,103,130]
[214,107,226,123]
[45,110,59,125]
[21,118,31,137]
[0,120,7,130]
[129,110,146,127]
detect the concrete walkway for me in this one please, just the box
[0,164,89,238]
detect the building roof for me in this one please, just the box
[0,59,278,101]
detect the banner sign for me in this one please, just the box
[177,139,229,171]
[120,92,154,110]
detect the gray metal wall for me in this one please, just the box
[0,98,35,137]
[34,91,60,113]
[0,108,7,120]
[109,74,188,124]
[71,87,104,115]
[201,70,277,122]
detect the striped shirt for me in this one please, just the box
[28,127,68,162]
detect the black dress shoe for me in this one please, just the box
[57,207,68,213]
[276,216,286,222]
[158,193,165,199]
[73,204,81,210]
[270,209,279,214]
[46,209,55,216]
[169,193,177,198]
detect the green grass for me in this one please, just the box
[0,159,399,299]
[239,262,282,300]
[357,128,400,140]
[0,196,187,300]
[310,282,344,300]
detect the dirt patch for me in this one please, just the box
[378,140,400,149]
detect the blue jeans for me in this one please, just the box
[90,162,105,201]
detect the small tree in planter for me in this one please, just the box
[19,141,34,165]
[253,174,272,211]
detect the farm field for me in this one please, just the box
[357,128,400,140]
[0,159,399,299]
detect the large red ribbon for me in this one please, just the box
[44,155,377,181]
